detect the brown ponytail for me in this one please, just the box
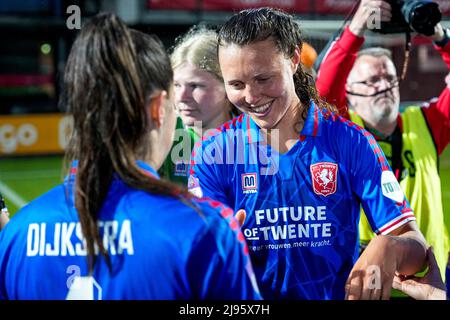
[62,13,194,273]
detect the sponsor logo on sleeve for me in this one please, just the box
[381,170,404,203]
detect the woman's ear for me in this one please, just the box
[291,46,301,73]
[148,91,167,128]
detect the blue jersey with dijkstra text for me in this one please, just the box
[0,161,260,300]
[189,101,415,300]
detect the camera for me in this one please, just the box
[376,0,441,36]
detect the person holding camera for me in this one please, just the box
[316,0,450,297]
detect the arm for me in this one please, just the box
[344,126,426,300]
[347,221,427,300]
[316,27,363,117]
[316,0,392,117]
[0,195,10,231]
[0,212,8,231]
[421,25,450,155]
[387,221,427,276]
[393,247,446,300]
[187,201,261,299]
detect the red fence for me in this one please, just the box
[146,0,450,15]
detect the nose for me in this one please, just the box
[376,78,391,90]
[243,85,261,106]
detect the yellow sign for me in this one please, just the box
[0,114,73,156]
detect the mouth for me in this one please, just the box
[179,108,197,112]
[249,101,273,117]
[178,106,198,114]
[375,95,394,104]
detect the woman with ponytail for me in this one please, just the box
[0,13,260,300]
[189,7,427,300]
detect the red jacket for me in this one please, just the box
[316,26,450,155]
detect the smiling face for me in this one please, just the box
[346,55,400,128]
[173,63,230,130]
[218,38,300,131]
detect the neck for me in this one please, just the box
[364,119,397,138]
[264,99,303,153]
[142,150,162,172]
[140,132,164,171]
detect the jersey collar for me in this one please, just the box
[136,160,160,179]
[300,100,322,137]
[66,160,160,181]
[244,113,262,144]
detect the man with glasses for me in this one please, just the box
[316,0,450,297]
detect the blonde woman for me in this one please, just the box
[160,27,236,184]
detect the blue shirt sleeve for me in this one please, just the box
[187,199,261,299]
[346,126,415,235]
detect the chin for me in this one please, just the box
[181,118,196,127]
[251,117,271,130]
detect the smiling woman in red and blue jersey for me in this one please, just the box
[189,7,428,300]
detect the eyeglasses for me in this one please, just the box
[351,75,400,87]
[347,75,400,97]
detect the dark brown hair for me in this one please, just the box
[218,7,337,128]
[61,13,192,273]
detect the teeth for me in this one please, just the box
[253,102,271,113]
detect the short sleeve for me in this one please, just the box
[347,125,415,235]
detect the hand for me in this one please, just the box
[445,72,450,89]
[392,247,447,300]
[349,0,392,37]
[0,210,9,231]
[345,235,398,300]
[431,23,445,42]
[235,209,246,227]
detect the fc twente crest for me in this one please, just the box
[310,162,338,196]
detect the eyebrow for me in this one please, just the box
[175,79,208,84]
[225,78,242,84]
[254,72,273,78]
[226,72,273,84]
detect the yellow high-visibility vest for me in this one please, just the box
[350,107,449,280]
